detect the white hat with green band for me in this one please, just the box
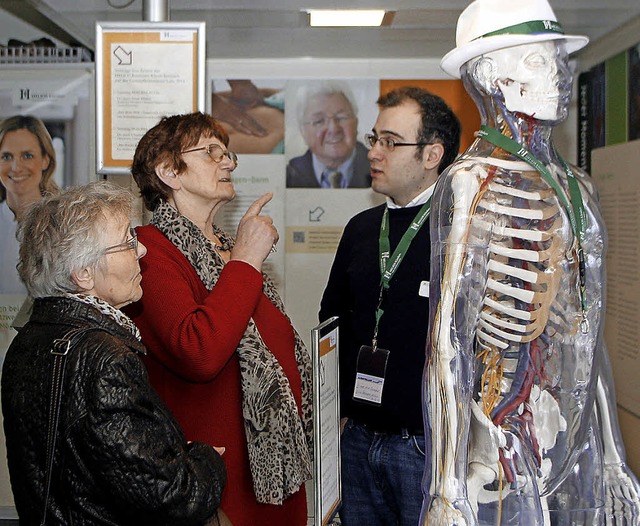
[441,0,589,78]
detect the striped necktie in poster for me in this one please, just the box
[323,169,343,188]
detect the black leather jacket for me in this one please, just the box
[2,296,226,525]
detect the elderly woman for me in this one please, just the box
[1,181,226,526]
[0,115,59,294]
[126,112,312,526]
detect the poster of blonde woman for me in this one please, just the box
[0,67,92,519]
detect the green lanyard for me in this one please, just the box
[477,125,589,322]
[372,200,432,351]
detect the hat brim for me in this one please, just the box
[440,33,589,78]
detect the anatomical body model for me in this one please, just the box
[422,40,640,525]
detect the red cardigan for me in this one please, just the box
[125,225,307,526]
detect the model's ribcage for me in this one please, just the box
[471,169,578,459]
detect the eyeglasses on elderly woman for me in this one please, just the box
[181,143,238,169]
[103,227,138,255]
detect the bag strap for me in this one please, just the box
[40,326,96,526]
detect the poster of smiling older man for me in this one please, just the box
[286,79,377,189]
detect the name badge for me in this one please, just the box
[353,345,390,405]
[419,280,429,297]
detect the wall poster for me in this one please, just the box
[592,140,640,418]
[208,73,480,348]
[96,21,205,175]
[0,65,93,518]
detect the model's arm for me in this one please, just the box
[424,165,485,526]
[595,348,640,521]
[577,162,640,521]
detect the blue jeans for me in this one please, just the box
[339,419,426,526]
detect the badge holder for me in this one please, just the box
[353,344,390,405]
[353,286,389,405]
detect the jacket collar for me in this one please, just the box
[29,296,147,355]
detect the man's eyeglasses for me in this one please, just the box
[303,113,354,130]
[181,144,238,168]
[365,133,432,152]
[104,227,138,255]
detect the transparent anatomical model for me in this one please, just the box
[422,41,640,526]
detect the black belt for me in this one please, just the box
[355,420,424,436]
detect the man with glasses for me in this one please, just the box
[286,81,371,188]
[319,86,460,526]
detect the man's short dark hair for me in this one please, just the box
[377,87,461,174]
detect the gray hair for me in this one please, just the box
[17,180,134,298]
[295,80,359,130]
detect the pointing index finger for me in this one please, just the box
[245,192,273,217]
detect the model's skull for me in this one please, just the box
[484,41,572,122]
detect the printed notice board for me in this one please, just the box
[96,22,205,174]
[311,316,341,525]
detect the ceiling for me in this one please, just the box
[1,0,640,61]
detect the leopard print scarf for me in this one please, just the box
[65,293,142,341]
[151,201,312,504]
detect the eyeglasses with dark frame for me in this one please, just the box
[364,133,432,152]
[181,143,238,168]
[103,227,138,255]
